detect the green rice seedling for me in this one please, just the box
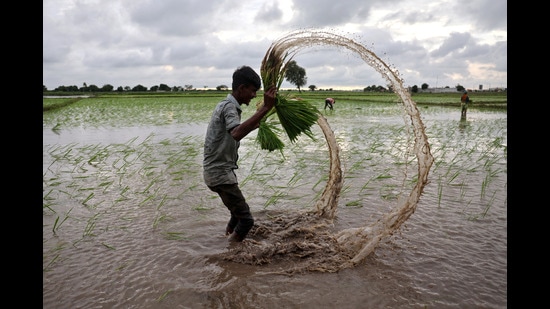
[257,41,320,151]
[312,174,328,191]
[256,119,285,152]
[52,208,73,234]
[274,96,319,142]
[437,177,443,207]
[263,190,286,208]
[43,203,56,213]
[43,189,55,201]
[43,253,60,272]
[82,192,94,207]
[380,184,399,200]
[141,179,157,194]
[359,178,373,193]
[163,231,187,240]
[156,194,168,210]
[345,200,362,207]
[83,213,101,237]
[287,171,302,187]
[481,173,490,199]
[374,172,393,180]
[152,213,169,228]
[115,260,134,271]
[447,170,461,184]
[139,195,155,206]
[481,191,497,217]
[102,243,116,250]
[156,290,171,302]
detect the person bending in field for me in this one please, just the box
[203,66,277,242]
[460,91,470,117]
[324,97,335,110]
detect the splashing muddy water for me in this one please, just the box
[216,29,434,272]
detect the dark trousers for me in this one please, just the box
[461,103,468,117]
[324,100,333,110]
[208,183,254,238]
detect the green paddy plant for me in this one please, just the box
[102,242,116,250]
[156,290,171,302]
[83,213,101,237]
[82,192,95,207]
[437,177,443,207]
[345,200,362,207]
[52,208,73,234]
[43,253,60,272]
[163,231,187,241]
[256,40,320,152]
[152,213,169,229]
[481,191,497,217]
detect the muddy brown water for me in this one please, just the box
[43,102,506,308]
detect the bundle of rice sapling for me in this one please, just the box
[256,42,319,152]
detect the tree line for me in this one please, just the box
[43,62,467,93]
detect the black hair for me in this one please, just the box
[232,66,261,91]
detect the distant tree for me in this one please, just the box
[216,85,229,91]
[421,83,429,90]
[184,84,194,91]
[132,84,147,91]
[124,86,131,91]
[159,83,171,91]
[308,85,317,91]
[284,60,307,93]
[57,85,78,92]
[116,86,124,92]
[363,85,377,92]
[86,84,99,92]
[411,85,419,93]
[101,84,114,92]
[456,84,465,92]
[150,85,159,91]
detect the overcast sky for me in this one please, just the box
[43,0,507,91]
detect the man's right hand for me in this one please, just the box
[263,85,277,110]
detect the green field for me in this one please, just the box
[43,90,507,112]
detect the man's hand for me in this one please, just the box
[231,85,278,141]
[262,85,277,111]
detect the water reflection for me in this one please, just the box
[458,114,469,132]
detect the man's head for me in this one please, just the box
[232,66,261,91]
[231,66,262,105]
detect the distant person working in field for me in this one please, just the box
[203,65,277,243]
[324,97,335,110]
[460,91,470,117]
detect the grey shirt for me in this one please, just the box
[203,94,242,187]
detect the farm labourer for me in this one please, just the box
[460,91,470,117]
[324,97,335,110]
[203,65,277,242]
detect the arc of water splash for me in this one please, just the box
[265,29,434,265]
[314,115,342,219]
